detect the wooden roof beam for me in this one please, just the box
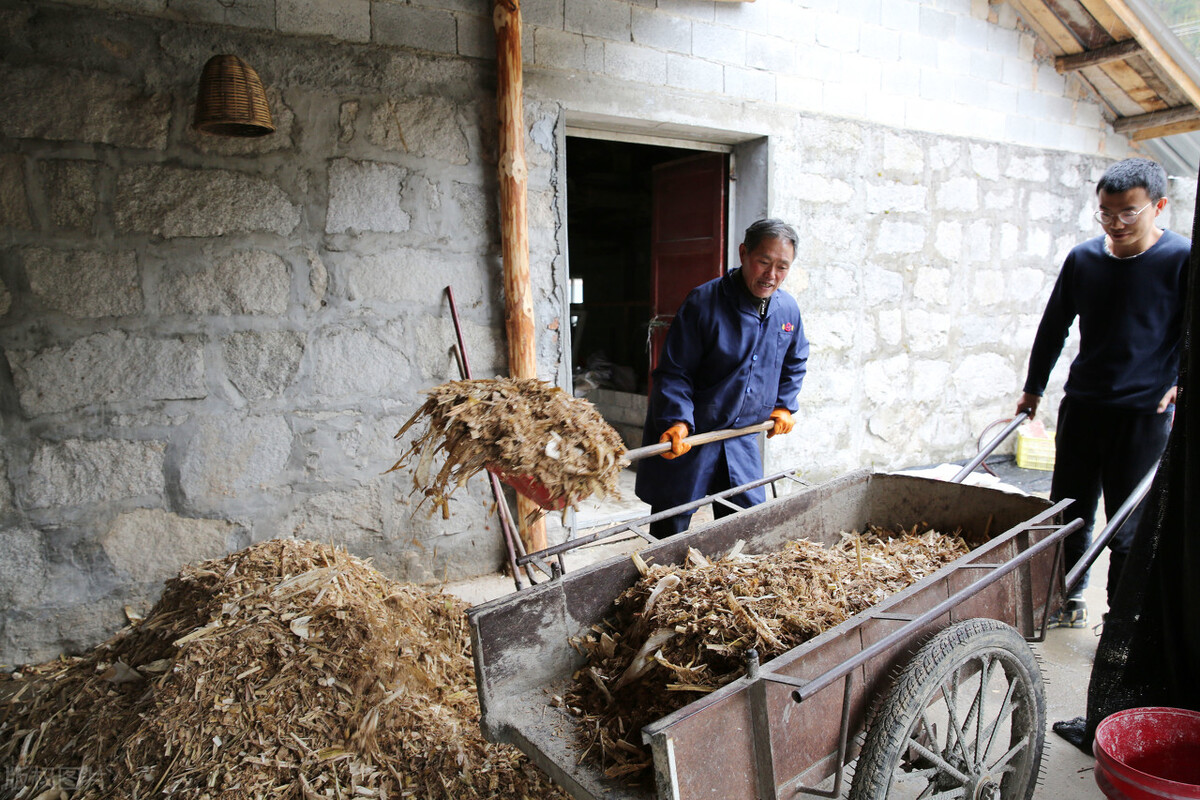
[1078,0,1134,40]
[1129,117,1200,140]
[1112,104,1200,135]
[1056,39,1144,72]
[1102,0,1200,109]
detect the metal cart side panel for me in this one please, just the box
[644,579,957,798]
[470,470,874,738]
[644,622,874,800]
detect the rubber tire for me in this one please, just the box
[848,619,1046,800]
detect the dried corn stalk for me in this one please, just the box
[563,525,969,782]
[0,540,568,800]
[389,377,627,516]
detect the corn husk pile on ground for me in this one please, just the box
[0,539,568,800]
[389,377,627,516]
[563,526,970,783]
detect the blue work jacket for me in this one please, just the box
[635,270,809,510]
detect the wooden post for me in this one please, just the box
[494,0,546,553]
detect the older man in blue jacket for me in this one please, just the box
[635,218,809,538]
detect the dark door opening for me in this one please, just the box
[566,136,729,397]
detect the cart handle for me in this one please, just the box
[950,411,1029,483]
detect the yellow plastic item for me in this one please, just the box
[1016,428,1056,471]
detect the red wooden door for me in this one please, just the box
[648,152,728,384]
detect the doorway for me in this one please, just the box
[566,136,730,400]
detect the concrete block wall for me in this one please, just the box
[0,0,1194,664]
[517,0,1125,156]
[588,389,649,449]
[767,131,1194,479]
[763,132,1194,480]
[17,0,1135,157]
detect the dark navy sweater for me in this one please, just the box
[1024,230,1189,412]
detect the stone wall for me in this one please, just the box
[766,134,1193,481]
[0,3,559,664]
[0,0,1194,665]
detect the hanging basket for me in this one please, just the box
[193,54,275,137]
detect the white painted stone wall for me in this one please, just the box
[766,134,1194,480]
[0,0,1194,664]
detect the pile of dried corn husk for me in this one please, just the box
[0,539,567,800]
[563,526,969,782]
[389,377,626,516]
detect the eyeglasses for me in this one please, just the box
[1094,201,1154,226]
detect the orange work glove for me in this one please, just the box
[659,422,691,459]
[768,408,794,438]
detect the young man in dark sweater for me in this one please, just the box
[1016,157,1189,627]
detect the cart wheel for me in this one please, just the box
[848,619,1045,800]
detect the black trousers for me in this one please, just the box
[648,449,758,539]
[1051,396,1172,603]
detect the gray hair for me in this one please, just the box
[743,218,799,257]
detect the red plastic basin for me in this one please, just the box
[1094,707,1200,800]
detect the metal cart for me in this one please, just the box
[468,469,1081,800]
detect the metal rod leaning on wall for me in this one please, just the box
[445,285,530,591]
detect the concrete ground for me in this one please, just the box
[444,458,1110,798]
[1038,552,1108,798]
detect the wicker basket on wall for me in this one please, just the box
[193,54,275,137]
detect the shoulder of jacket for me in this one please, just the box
[774,289,801,313]
[676,277,725,315]
[694,273,728,295]
[1058,237,1100,273]
[680,276,714,300]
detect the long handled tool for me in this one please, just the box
[445,286,533,590]
[511,409,1049,585]
[946,411,1160,601]
[622,420,775,462]
[950,411,1029,483]
[501,396,1045,518]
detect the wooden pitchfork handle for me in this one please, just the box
[623,420,775,463]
